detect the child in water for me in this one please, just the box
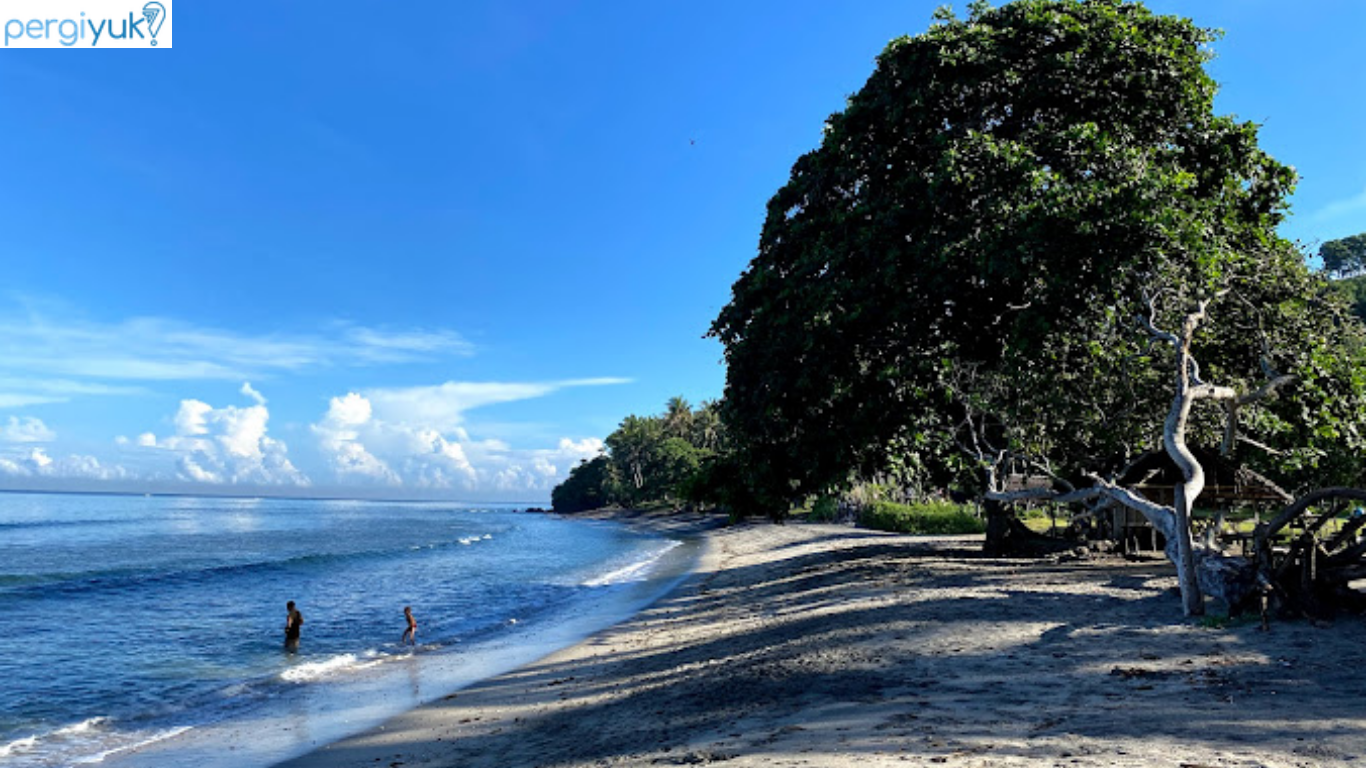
[402,605,417,645]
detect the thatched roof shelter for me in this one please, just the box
[1116,447,1291,508]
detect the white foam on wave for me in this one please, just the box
[0,716,109,759]
[582,540,682,587]
[280,650,386,683]
[458,533,493,546]
[0,734,39,757]
[72,725,192,764]
[54,717,109,736]
[1,717,190,767]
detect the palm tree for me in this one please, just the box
[663,396,693,439]
[690,400,723,452]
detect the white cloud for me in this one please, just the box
[143,385,309,487]
[400,428,479,489]
[215,405,270,459]
[326,392,373,430]
[0,416,55,443]
[556,436,605,459]
[313,393,400,485]
[365,378,631,431]
[0,447,128,480]
[0,298,474,387]
[28,447,52,469]
[240,381,267,405]
[309,380,624,494]
[480,436,607,492]
[329,441,401,485]
[308,379,620,494]
[56,453,128,481]
[343,327,475,362]
[178,454,221,483]
[0,378,148,412]
[0,393,68,408]
[0,377,147,397]
[175,400,214,436]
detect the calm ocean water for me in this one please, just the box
[0,493,692,768]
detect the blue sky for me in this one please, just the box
[0,1,1362,502]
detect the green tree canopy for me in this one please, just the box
[551,397,730,513]
[710,0,1366,515]
[551,455,615,513]
[1321,233,1366,277]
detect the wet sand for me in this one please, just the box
[277,516,1366,768]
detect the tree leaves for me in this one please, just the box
[709,0,1366,515]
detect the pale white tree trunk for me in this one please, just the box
[1161,306,1209,617]
[978,294,1296,617]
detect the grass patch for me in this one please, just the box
[860,500,985,535]
[1198,613,1231,630]
[1197,611,1262,631]
[808,496,840,522]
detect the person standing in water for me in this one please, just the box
[402,605,417,646]
[284,601,303,652]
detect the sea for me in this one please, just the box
[0,492,695,768]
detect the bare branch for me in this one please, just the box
[1236,434,1284,456]
[984,475,1176,539]
[1138,291,1179,347]
[1237,373,1297,407]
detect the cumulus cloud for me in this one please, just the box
[174,400,214,436]
[311,380,618,494]
[56,453,129,481]
[142,384,309,487]
[556,436,605,458]
[0,416,56,443]
[28,447,52,469]
[400,428,479,489]
[481,437,606,493]
[0,446,129,480]
[313,393,400,485]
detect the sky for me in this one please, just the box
[0,1,1363,502]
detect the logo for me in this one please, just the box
[2,1,172,48]
[143,2,165,46]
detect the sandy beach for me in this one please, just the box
[277,515,1366,768]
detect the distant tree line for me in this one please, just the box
[551,398,727,513]
[1326,233,1366,323]
[1321,232,1366,278]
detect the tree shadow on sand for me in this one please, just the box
[285,533,1366,767]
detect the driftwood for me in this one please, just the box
[1247,488,1366,619]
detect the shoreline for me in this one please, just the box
[91,507,710,768]
[276,514,1366,768]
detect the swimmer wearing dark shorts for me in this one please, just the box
[284,600,303,651]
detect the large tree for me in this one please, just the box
[1321,232,1366,277]
[709,0,1366,611]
